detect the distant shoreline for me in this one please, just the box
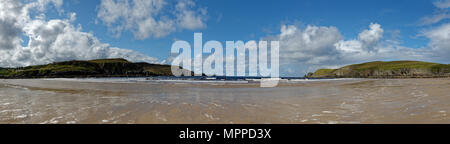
[2,59,450,79]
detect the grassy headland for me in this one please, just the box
[0,58,192,78]
[307,61,450,78]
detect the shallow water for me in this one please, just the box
[0,78,449,124]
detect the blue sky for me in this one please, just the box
[1,0,450,76]
[52,0,436,59]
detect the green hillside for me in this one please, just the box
[0,58,192,78]
[308,61,450,78]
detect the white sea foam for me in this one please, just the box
[288,78,362,82]
[41,77,362,86]
[43,77,251,84]
[15,114,27,119]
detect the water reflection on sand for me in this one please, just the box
[0,78,449,124]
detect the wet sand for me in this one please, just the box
[0,78,449,124]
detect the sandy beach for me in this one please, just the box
[0,78,449,124]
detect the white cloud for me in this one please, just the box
[334,40,363,53]
[24,19,111,64]
[434,0,450,9]
[419,1,450,61]
[97,0,207,39]
[276,25,343,65]
[358,23,384,49]
[335,23,383,53]
[420,13,450,25]
[0,0,24,50]
[268,23,435,76]
[108,47,159,63]
[419,0,450,25]
[175,0,206,30]
[0,0,160,67]
[425,23,450,47]
[424,23,450,60]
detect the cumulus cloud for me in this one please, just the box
[335,23,383,53]
[0,0,24,50]
[0,0,160,67]
[276,25,342,65]
[358,23,384,48]
[424,23,450,61]
[97,0,207,39]
[268,23,434,76]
